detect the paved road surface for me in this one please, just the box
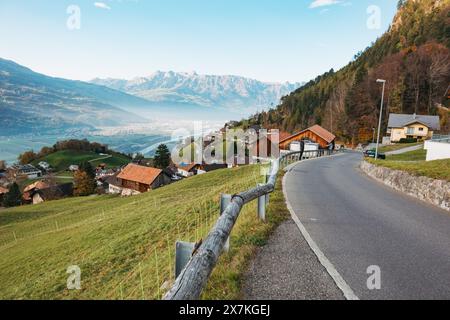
[285,152,450,299]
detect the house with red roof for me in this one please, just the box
[279,125,336,150]
[116,164,172,194]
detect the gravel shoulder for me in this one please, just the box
[242,219,344,300]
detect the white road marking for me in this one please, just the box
[282,160,359,301]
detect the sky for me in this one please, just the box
[0,0,398,83]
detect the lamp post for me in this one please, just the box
[375,79,386,160]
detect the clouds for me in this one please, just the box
[309,0,341,9]
[94,2,111,10]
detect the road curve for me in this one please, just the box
[284,152,450,300]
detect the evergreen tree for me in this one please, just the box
[153,144,171,169]
[79,161,95,179]
[2,183,22,208]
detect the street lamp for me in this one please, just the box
[375,79,386,160]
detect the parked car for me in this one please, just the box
[363,150,386,160]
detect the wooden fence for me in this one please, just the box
[164,149,333,300]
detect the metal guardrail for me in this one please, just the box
[432,135,450,143]
[163,149,333,300]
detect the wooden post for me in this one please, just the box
[220,194,232,252]
[175,241,195,278]
[257,184,266,221]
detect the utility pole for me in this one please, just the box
[375,79,386,160]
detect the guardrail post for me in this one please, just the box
[175,241,196,278]
[264,175,270,205]
[257,184,266,221]
[220,194,232,252]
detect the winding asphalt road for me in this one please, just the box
[285,152,450,300]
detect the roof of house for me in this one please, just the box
[0,186,8,194]
[35,183,73,201]
[176,163,201,172]
[280,125,336,144]
[10,164,42,174]
[388,114,440,130]
[24,180,52,193]
[117,164,163,185]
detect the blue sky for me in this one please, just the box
[0,0,398,83]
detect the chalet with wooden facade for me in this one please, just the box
[280,125,336,150]
[32,183,73,205]
[116,164,171,195]
[23,180,52,203]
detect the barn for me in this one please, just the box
[280,125,336,150]
[117,164,172,194]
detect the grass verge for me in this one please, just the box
[367,158,450,182]
[386,148,427,161]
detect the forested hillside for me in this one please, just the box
[239,0,450,144]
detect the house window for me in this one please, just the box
[418,127,424,132]
[406,127,414,135]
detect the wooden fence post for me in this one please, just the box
[220,194,232,252]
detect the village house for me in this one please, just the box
[176,163,202,177]
[8,164,42,179]
[69,165,79,172]
[387,113,440,143]
[38,161,50,171]
[114,164,172,195]
[23,180,53,203]
[279,125,336,151]
[31,183,73,205]
[252,130,292,160]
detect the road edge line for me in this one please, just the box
[282,166,359,301]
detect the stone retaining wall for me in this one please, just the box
[360,161,450,212]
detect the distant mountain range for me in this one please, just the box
[91,71,302,113]
[0,59,302,136]
[0,58,150,136]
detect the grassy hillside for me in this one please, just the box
[32,150,131,171]
[0,164,288,300]
[238,0,450,144]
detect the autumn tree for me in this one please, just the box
[73,170,96,196]
[18,150,37,165]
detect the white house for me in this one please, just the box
[424,137,450,161]
[38,161,50,170]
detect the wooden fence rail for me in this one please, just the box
[163,149,332,300]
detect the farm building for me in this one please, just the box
[32,183,74,205]
[23,180,53,203]
[279,125,336,150]
[116,164,172,195]
[176,163,202,177]
[8,164,42,179]
[252,130,292,160]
